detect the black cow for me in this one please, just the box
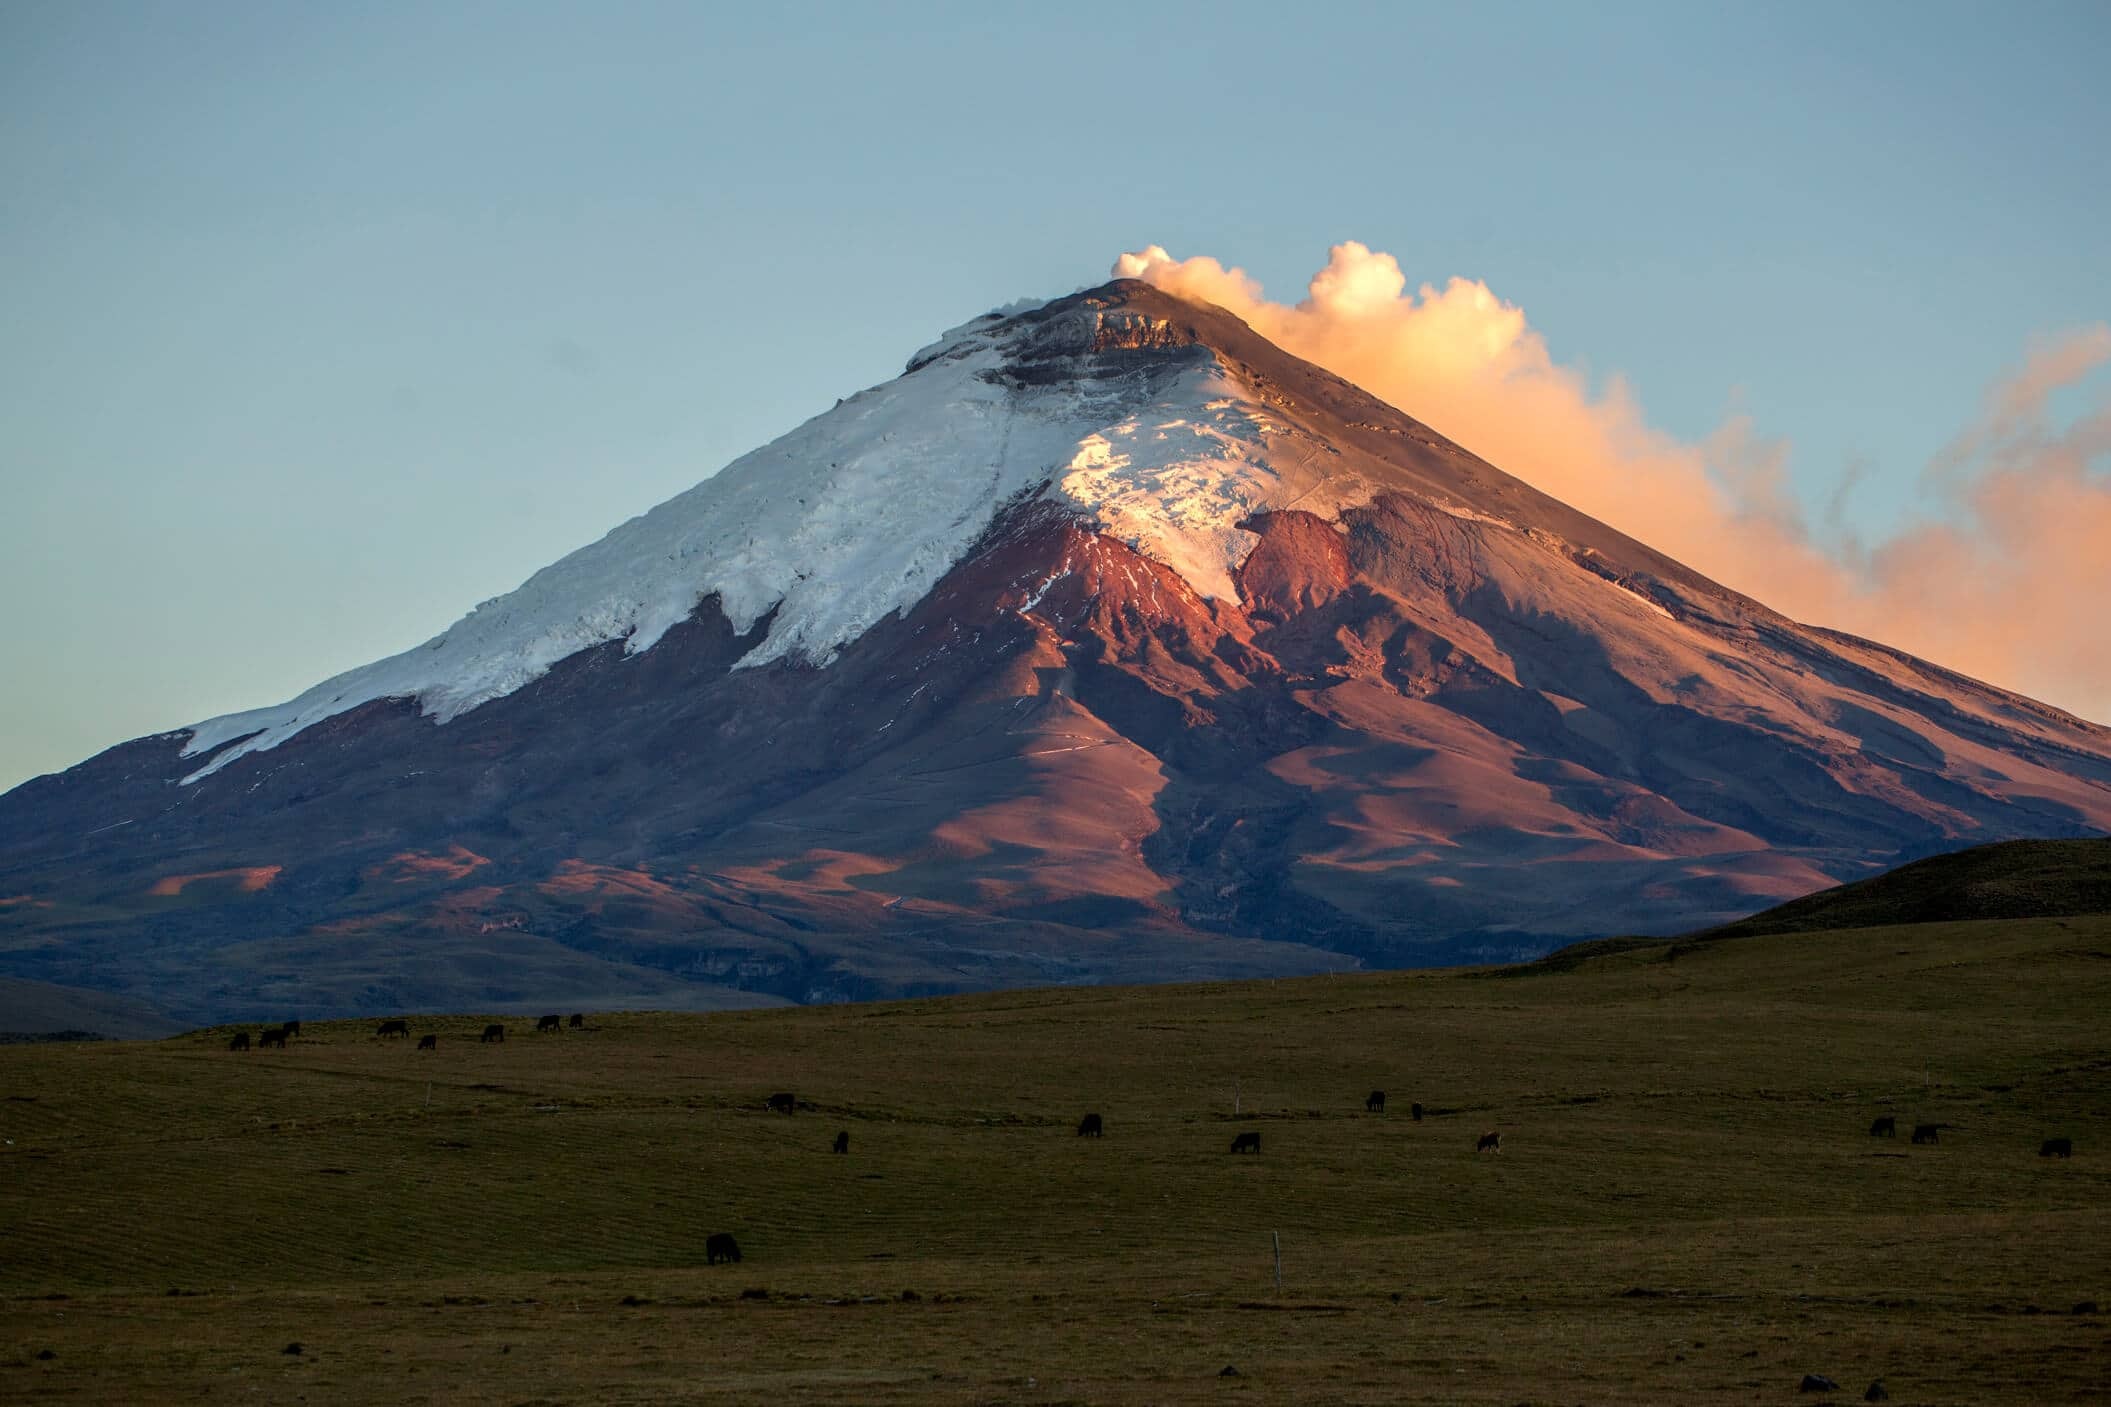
[417,1034,438,1051]
[1411,1102,1424,1122]
[481,1023,505,1044]
[281,1020,301,1038]
[377,1019,409,1038]
[1230,1131,1261,1154]
[1077,1113,1103,1138]
[1870,1116,1897,1138]
[767,1092,796,1115]
[227,1032,251,1052]
[1911,1123,1940,1145]
[706,1232,742,1265]
[569,1013,584,1028]
[258,1027,287,1049]
[1477,1130,1502,1153]
[832,1130,849,1155]
[1366,1090,1386,1114]
[536,1014,562,1033]
[2040,1137,2073,1158]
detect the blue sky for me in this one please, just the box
[3,0,2107,789]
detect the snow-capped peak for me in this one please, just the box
[179,286,1374,781]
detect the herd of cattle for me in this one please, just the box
[216,1033,2079,1260]
[223,1019,301,1051]
[221,1035,2082,1165]
[1864,1114,2073,1158]
[746,1092,1491,1160]
[225,1013,585,1053]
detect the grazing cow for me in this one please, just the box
[1476,1131,1502,1153]
[281,1020,301,1038]
[1077,1113,1104,1138]
[832,1130,849,1155]
[1869,1116,1897,1138]
[1911,1123,1940,1145]
[377,1020,409,1038]
[417,1034,438,1051]
[569,1013,584,1028]
[536,1014,562,1033]
[1230,1131,1261,1155]
[1411,1102,1424,1122]
[1366,1090,1386,1114]
[258,1027,287,1049]
[767,1092,796,1115]
[705,1232,742,1265]
[227,1032,251,1052]
[481,1023,505,1044]
[2040,1137,2073,1158]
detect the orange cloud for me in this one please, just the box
[1114,243,2111,722]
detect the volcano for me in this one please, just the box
[5,279,2110,1023]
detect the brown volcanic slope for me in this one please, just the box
[4,280,2110,1023]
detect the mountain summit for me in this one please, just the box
[6,279,2111,1022]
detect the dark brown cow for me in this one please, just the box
[258,1027,287,1049]
[1911,1123,1940,1145]
[481,1023,505,1044]
[1476,1131,1502,1153]
[705,1232,742,1265]
[2040,1137,2073,1158]
[1411,1102,1424,1122]
[1230,1131,1261,1154]
[281,1020,301,1038]
[227,1032,250,1052]
[376,1019,409,1038]
[1077,1113,1103,1137]
[832,1130,849,1155]
[417,1034,438,1051]
[767,1092,796,1114]
[1366,1090,1386,1114]
[569,1013,584,1028]
[1870,1116,1897,1137]
[536,1014,562,1033]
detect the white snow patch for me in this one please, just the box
[1053,378,1298,601]
[1430,501,1516,531]
[1598,574,1676,621]
[1017,565,1075,616]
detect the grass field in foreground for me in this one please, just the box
[1,915,2107,1404]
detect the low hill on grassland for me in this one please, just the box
[1,913,2105,1404]
[1702,836,2111,939]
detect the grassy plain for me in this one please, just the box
[1,915,2107,1404]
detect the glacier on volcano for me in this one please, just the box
[181,297,1377,781]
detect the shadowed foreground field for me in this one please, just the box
[2,916,2107,1404]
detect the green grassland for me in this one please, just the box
[2,914,2107,1404]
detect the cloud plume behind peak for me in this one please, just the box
[1116,243,2111,724]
